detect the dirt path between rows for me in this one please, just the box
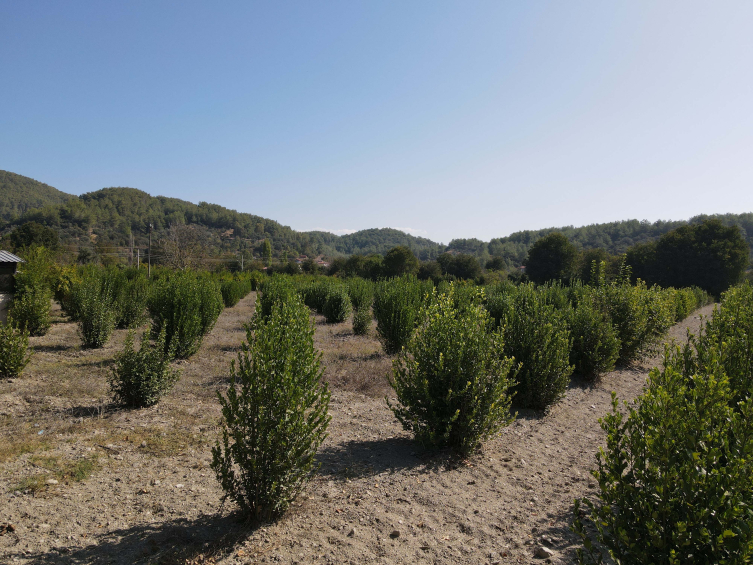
[0,298,716,565]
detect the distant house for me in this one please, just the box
[0,250,24,293]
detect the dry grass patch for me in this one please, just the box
[0,434,51,463]
[10,454,99,494]
[313,314,392,397]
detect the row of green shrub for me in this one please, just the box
[256,268,709,413]
[574,281,753,564]
[50,266,260,354]
[220,279,254,308]
[363,266,709,411]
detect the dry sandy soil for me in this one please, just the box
[0,293,716,565]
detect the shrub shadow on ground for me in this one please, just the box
[11,511,257,565]
[316,436,462,480]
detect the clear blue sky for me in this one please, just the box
[2,1,752,244]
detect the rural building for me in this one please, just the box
[0,250,24,292]
[0,250,24,324]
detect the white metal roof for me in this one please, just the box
[0,250,25,263]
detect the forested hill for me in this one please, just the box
[448,214,753,268]
[0,170,77,222]
[2,171,750,265]
[0,174,443,259]
[307,228,443,260]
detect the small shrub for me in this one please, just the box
[499,283,573,410]
[76,275,117,348]
[323,285,352,323]
[0,323,32,379]
[567,295,620,382]
[373,276,429,355]
[148,272,224,359]
[352,306,372,335]
[109,326,180,407]
[389,287,515,455]
[211,295,330,521]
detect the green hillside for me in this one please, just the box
[2,171,749,268]
[1,174,443,261]
[0,170,76,223]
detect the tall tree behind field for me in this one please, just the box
[383,246,419,278]
[524,232,578,284]
[627,219,749,296]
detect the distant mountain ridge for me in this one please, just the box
[1,170,750,266]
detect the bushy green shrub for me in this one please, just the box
[446,281,483,312]
[670,287,695,322]
[567,295,620,382]
[373,276,430,355]
[573,352,753,564]
[595,279,673,363]
[538,281,572,311]
[257,275,298,320]
[75,273,118,348]
[148,272,224,358]
[691,285,712,309]
[220,280,247,308]
[498,283,573,410]
[109,326,180,407]
[9,248,53,337]
[247,270,265,291]
[9,285,51,337]
[0,323,32,378]
[352,306,372,335]
[346,277,374,311]
[212,295,330,521]
[389,287,515,455]
[53,265,82,320]
[299,279,330,314]
[323,285,352,323]
[115,274,151,329]
[484,281,517,325]
[690,282,753,403]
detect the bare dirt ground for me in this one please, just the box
[0,294,716,565]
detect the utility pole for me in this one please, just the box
[137,248,140,269]
[240,251,244,272]
[148,224,153,277]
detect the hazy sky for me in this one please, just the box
[2,2,752,244]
